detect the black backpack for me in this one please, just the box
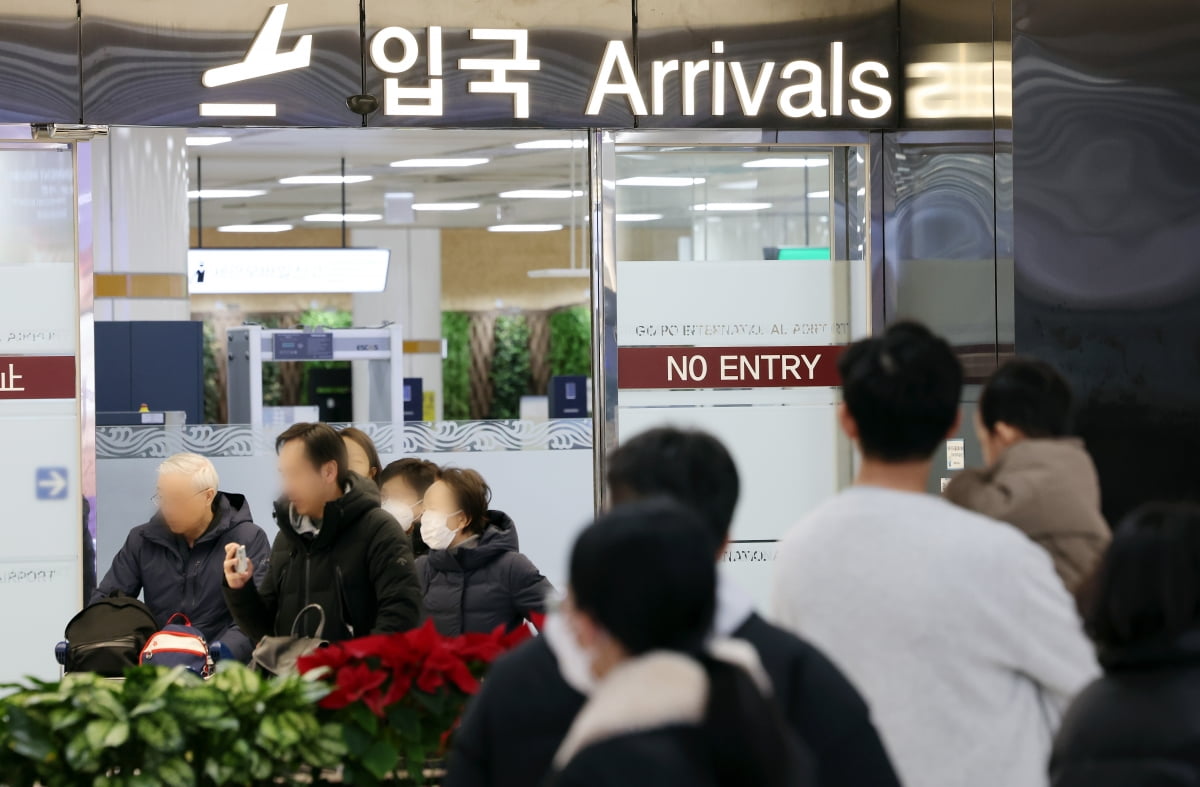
[64,592,159,676]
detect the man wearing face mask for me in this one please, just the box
[378,458,439,558]
[222,423,422,641]
[416,467,553,636]
[446,428,901,787]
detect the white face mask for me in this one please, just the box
[543,611,597,695]
[420,509,461,551]
[382,499,417,532]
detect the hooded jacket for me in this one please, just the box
[447,573,899,787]
[93,492,270,662]
[416,511,552,636]
[223,473,422,642]
[1050,629,1200,786]
[945,438,1111,592]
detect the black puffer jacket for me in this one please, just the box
[223,473,422,641]
[417,511,552,636]
[1050,629,1200,786]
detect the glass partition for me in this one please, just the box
[609,139,871,607]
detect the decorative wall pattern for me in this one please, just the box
[97,418,593,459]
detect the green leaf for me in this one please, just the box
[135,713,184,753]
[5,705,54,761]
[347,702,380,736]
[361,740,400,780]
[405,741,429,787]
[85,718,130,750]
[386,705,421,740]
[155,756,196,787]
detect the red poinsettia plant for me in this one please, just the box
[298,618,538,785]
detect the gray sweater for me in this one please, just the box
[772,486,1099,787]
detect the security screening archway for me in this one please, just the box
[226,325,405,426]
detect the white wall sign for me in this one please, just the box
[187,248,390,294]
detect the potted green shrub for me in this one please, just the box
[0,664,345,786]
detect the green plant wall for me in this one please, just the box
[489,314,532,420]
[548,305,592,378]
[442,311,471,420]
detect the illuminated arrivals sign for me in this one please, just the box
[197,3,895,125]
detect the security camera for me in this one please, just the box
[346,94,380,117]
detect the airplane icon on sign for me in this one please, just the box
[200,3,313,117]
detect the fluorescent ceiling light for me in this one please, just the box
[304,213,382,222]
[217,224,294,233]
[616,176,705,187]
[499,189,583,199]
[279,175,373,185]
[515,139,587,150]
[488,224,564,232]
[528,268,590,278]
[187,189,266,199]
[412,202,480,212]
[185,135,232,147]
[692,202,772,212]
[718,179,760,190]
[807,191,830,199]
[742,158,830,168]
[390,157,489,168]
[617,213,663,222]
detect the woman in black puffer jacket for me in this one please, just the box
[416,467,553,636]
[1050,502,1200,787]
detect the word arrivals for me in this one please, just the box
[617,345,844,390]
[588,41,892,119]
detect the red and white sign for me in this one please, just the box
[0,355,76,400]
[618,345,843,390]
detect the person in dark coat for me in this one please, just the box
[1050,502,1200,787]
[379,458,439,558]
[448,428,899,787]
[416,467,552,636]
[223,423,422,641]
[548,500,815,787]
[93,453,270,662]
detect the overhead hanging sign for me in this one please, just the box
[70,0,898,128]
[187,248,390,294]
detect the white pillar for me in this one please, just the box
[93,127,190,321]
[350,228,443,423]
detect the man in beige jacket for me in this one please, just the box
[946,359,1111,594]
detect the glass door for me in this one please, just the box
[598,134,871,607]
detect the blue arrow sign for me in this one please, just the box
[35,467,68,500]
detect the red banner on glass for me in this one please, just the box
[618,345,844,390]
[0,356,76,400]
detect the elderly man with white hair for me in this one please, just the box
[93,452,270,662]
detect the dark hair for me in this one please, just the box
[606,427,739,545]
[276,422,348,485]
[1084,502,1200,655]
[378,458,439,497]
[571,499,717,655]
[838,321,963,462]
[569,499,796,787]
[436,468,491,536]
[339,427,383,480]
[979,358,1073,438]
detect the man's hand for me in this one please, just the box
[224,542,254,590]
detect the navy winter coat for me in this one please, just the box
[93,492,270,662]
[417,511,552,636]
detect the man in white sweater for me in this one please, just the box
[772,322,1099,787]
